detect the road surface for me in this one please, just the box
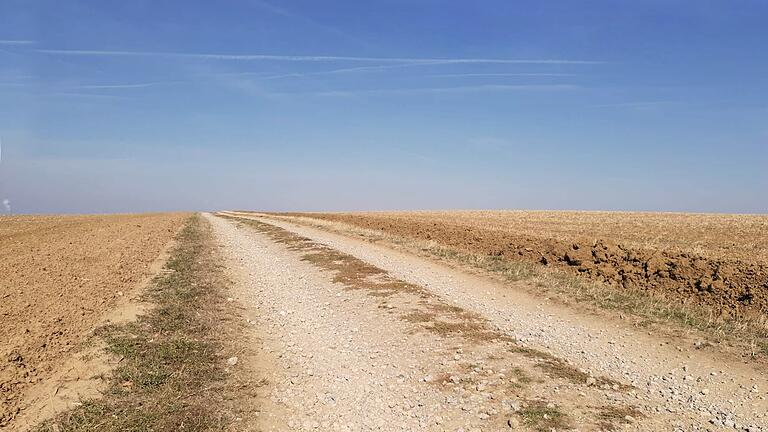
[206,212,767,432]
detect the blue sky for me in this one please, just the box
[0,0,766,214]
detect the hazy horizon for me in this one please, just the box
[1,1,767,214]
[4,208,768,217]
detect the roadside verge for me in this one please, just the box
[34,214,262,431]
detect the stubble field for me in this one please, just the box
[0,213,187,427]
[276,211,768,317]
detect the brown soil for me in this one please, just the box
[0,213,187,427]
[273,211,768,317]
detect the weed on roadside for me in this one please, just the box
[37,215,235,432]
[595,405,643,431]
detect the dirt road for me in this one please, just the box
[209,213,767,431]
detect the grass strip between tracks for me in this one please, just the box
[36,214,236,431]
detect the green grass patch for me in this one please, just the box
[519,399,571,431]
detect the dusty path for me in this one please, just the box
[208,213,768,431]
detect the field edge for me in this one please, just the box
[33,213,262,432]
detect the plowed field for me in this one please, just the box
[276,211,768,316]
[0,213,187,427]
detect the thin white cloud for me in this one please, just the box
[198,62,583,83]
[75,81,181,89]
[301,84,580,97]
[190,65,421,81]
[35,49,600,65]
[0,81,180,97]
[0,40,35,45]
[590,101,677,108]
[225,62,457,81]
[258,72,313,80]
[432,73,577,78]
[45,92,128,100]
[300,61,475,75]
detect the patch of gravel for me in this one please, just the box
[208,214,519,431]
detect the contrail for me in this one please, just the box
[35,49,602,64]
[0,40,35,45]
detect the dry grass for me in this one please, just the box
[595,405,644,431]
[0,213,187,427]
[227,216,424,298]
[35,214,248,432]
[519,399,571,431]
[434,245,768,359]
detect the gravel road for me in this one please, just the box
[207,213,767,432]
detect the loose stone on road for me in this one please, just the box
[206,213,767,431]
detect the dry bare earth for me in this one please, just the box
[0,213,187,429]
[215,212,768,431]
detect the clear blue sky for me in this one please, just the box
[1,1,766,214]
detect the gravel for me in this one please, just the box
[208,213,768,431]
